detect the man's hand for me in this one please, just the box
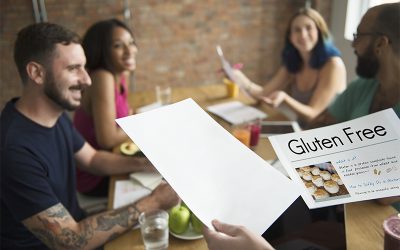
[138,181,180,213]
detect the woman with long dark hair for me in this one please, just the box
[232,8,346,126]
[73,19,150,196]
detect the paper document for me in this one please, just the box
[216,45,249,93]
[130,172,163,190]
[116,99,299,234]
[269,109,400,209]
[207,101,267,125]
[113,180,151,209]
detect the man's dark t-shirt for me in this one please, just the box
[1,98,85,249]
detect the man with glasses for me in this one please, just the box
[313,2,400,125]
[203,3,399,250]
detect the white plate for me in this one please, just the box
[170,224,203,240]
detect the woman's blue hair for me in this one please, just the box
[282,35,341,73]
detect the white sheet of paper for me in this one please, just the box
[207,101,267,125]
[113,180,152,209]
[116,99,299,234]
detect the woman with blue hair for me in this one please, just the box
[232,8,346,125]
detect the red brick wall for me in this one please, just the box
[0,0,332,109]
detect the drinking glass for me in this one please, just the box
[232,123,251,147]
[139,209,169,250]
[156,85,172,105]
[223,78,239,98]
[249,119,261,147]
[383,214,400,250]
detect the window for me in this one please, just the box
[344,0,399,41]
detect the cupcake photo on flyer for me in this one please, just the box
[296,161,350,201]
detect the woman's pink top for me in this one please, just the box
[73,76,129,193]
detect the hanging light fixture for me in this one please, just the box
[32,0,47,23]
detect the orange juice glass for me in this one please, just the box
[232,124,251,147]
[224,78,239,98]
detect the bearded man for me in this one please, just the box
[311,2,400,207]
[312,2,400,126]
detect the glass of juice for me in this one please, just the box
[249,119,261,147]
[232,123,251,147]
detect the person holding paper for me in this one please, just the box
[0,22,180,249]
[230,8,346,126]
[73,19,143,197]
[203,3,399,249]
[203,220,274,250]
[311,2,400,205]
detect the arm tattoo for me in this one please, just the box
[29,203,93,249]
[95,204,141,231]
[31,228,57,249]
[58,228,88,248]
[44,203,68,219]
[28,203,140,248]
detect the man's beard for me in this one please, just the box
[43,71,80,111]
[356,44,379,78]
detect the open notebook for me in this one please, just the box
[113,172,162,209]
[206,101,267,125]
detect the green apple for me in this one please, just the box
[169,205,190,234]
[181,201,189,210]
[190,213,203,234]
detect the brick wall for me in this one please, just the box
[0,0,332,109]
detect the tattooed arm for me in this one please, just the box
[22,182,179,250]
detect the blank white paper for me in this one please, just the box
[116,99,299,234]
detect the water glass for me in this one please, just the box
[156,85,172,105]
[139,209,169,250]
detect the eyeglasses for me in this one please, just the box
[353,32,389,41]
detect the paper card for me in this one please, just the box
[113,180,151,209]
[206,101,267,125]
[116,98,299,234]
[269,109,400,209]
[129,172,163,190]
[216,45,249,94]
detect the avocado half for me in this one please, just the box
[120,142,140,156]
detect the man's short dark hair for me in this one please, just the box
[373,3,400,55]
[13,22,80,84]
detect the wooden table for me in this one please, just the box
[104,83,395,249]
[105,84,281,249]
[345,200,398,250]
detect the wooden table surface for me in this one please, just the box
[104,83,394,249]
[345,200,398,250]
[105,84,282,250]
